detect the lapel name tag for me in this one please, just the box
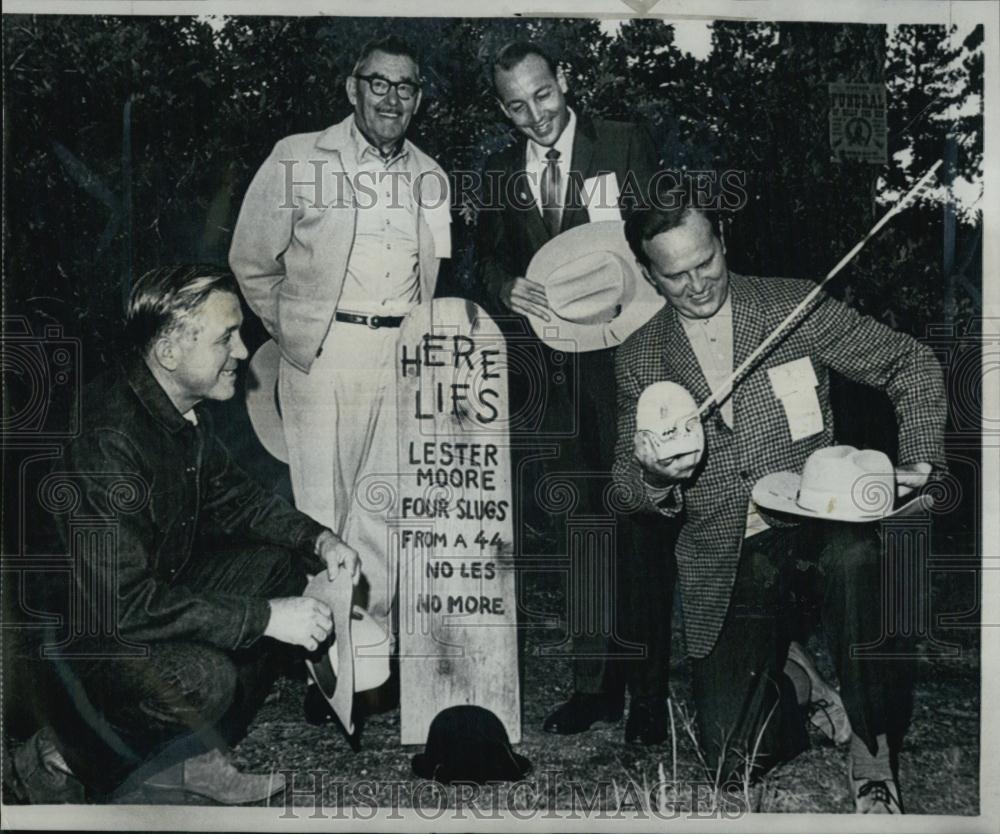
[583,172,622,223]
[767,356,823,442]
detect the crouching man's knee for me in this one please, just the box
[139,644,239,730]
[818,523,880,581]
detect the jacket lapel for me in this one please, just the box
[561,116,597,233]
[657,305,713,408]
[728,274,767,433]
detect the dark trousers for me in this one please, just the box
[40,544,305,796]
[508,340,619,527]
[617,513,678,700]
[509,339,674,698]
[691,522,915,784]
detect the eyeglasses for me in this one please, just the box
[355,74,420,100]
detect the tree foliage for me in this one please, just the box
[3,14,983,376]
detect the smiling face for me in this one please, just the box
[167,290,248,409]
[346,50,421,152]
[641,210,730,319]
[494,53,570,147]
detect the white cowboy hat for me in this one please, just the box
[306,605,392,698]
[752,445,934,522]
[524,220,664,352]
[636,380,706,461]
[245,339,288,463]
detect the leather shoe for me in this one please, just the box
[787,641,852,745]
[850,774,903,814]
[625,696,669,745]
[10,727,84,804]
[144,748,285,804]
[543,693,622,735]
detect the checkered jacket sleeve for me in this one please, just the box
[611,274,947,659]
[612,313,683,517]
[801,291,947,470]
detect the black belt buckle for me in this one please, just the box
[368,315,381,329]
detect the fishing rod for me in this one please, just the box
[638,159,944,459]
[694,159,943,418]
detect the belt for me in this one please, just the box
[335,311,405,329]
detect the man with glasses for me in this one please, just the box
[230,36,451,722]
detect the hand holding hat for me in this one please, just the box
[895,461,932,496]
[303,568,391,737]
[314,530,361,584]
[524,220,664,352]
[501,275,551,321]
[752,445,934,522]
[633,381,706,482]
[263,596,333,653]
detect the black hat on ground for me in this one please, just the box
[411,705,532,785]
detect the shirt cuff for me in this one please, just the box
[644,480,682,515]
[296,520,330,574]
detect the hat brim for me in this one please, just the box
[245,339,288,463]
[525,221,664,353]
[752,471,934,522]
[411,750,532,784]
[304,607,391,702]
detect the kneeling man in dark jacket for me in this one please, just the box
[13,265,359,804]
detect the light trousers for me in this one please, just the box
[280,322,401,634]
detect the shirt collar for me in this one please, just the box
[349,116,410,167]
[527,107,577,165]
[677,290,733,331]
[124,351,198,435]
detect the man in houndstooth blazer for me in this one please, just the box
[613,199,946,812]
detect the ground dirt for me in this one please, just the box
[94,572,981,817]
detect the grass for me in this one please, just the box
[2,577,981,816]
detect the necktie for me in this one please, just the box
[541,148,562,237]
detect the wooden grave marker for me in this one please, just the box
[396,298,520,745]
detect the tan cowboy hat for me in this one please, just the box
[524,220,664,352]
[245,339,288,463]
[752,445,934,522]
[306,604,392,698]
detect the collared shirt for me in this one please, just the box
[678,294,734,429]
[337,117,421,316]
[524,108,577,217]
[676,292,770,538]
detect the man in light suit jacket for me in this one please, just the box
[477,40,677,743]
[615,197,946,812]
[229,36,451,682]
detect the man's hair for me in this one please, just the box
[352,35,421,77]
[491,40,559,85]
[624,191,707,268]
[125,265,238,355]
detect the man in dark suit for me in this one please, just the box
[615,199,945,812]
[476,40,677,743]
